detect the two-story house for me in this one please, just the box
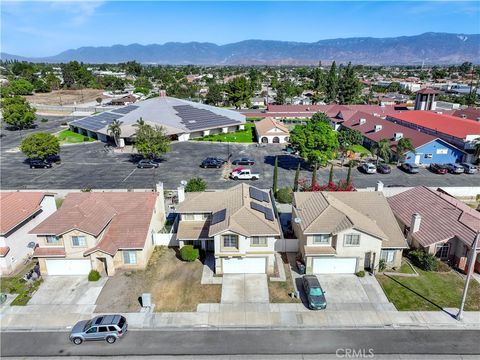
[30,190,165,276]
[292,191,407,274]
[175,183,282,274]
[0,192,56,275]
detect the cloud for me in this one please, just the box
[49,1,105,26]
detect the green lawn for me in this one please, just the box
[194,122,255,143]
[398,262,416,274]
[376,267,480,311]
[0,264,43,306]
[57,130,95,145]
[347,144,371,156]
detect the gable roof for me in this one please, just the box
[293,191,407,248]
[452,107,480,121]
[255,117,289,136]
[387,186,480,248]
[176,184,281,237]
[0,192,50,235]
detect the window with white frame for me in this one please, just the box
[71,236,87,247]
[222,234,238,248]
[251,236,268,246]
[46,235,60,244]
[312,234,330,245]
[182,214,194,221]
[344,233,360,246]
[123,251,137,264]
[435,243,450,259]
[380,250,396,263]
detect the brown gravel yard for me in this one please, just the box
[95,247,221,313]
[25,89,107,105]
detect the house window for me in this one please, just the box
[380,250,396,263]
[223,234,238,248]
[424,154,433,159]
[123,251,137,265]
[251,236,268,246]
[312,234,330,244]
[435,243,450,259]
[183,214,194,220]
[71,236,87,247]
[46,235,60,244]
[344,234,360,246]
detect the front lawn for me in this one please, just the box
[95,247,221,312]
[347,144,371,156]
[57,130,95,145]
[0,263,43,306]
[194,123,255,143]
[268,255,300,303]
[376,266,480,311]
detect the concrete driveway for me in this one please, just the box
[221,274,269,304]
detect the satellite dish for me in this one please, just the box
[294,217,301,224]
[180,180,187,186]
[27,242,37,249]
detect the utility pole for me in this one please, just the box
[456,231,479,321]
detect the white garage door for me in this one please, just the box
[312,257,357,274]
[222,257,266,274]
[45,259,91,275]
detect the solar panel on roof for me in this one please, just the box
[211,209,226,225]
[111,105,139,114]
[173,105,241,131]
[250,201,264,212]
[250,201,274,221]
[249,187,270,203]
[264,208,274,221]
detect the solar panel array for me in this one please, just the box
[249,187,270,203]
[211,208,227,225]
[250,201,274,221]
[173,105,241,131]
[111,105,139,114]
[70,112,122,131]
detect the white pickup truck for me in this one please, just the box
[230,168,260,180]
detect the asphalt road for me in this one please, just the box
[1,329,479,357]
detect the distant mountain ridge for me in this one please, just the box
[2,33,479,65]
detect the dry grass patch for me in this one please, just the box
[268,256,300,303]
[25,89,107,106]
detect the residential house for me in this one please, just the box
[0,192,56,275]
[30,189,165,276]
[387,186,480,273]
[292,191,408,274]
[255,117,290,144]
[175,184,282,274]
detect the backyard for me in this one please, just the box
[194,122,255,143]
[95,246,221,312]
[57,129,96,145]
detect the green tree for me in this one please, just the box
[107,120,123,147]
[325,61,338,103]
[8,79,34,95]
[20,132,60,160]
[338,62,362,104]
[33,79,51,93]
[1,96,36,129]
[395,137,416,163]
[311,164,318,186]
[134,77,153,90]
[205,83,223,106]
[61,61,93,88]
[293,163,301,192]
[133,117,147,131]
[226,76,252,109]
[185,177,207,192]
[134,124,170,159]
[273,156,278,195]
[338,128,363,149]
[371,139,392,164]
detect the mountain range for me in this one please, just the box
[2,33,479,65]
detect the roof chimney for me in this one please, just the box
[374,124,383,132]
[159,89,167,97]
[407,213,422,243]
[177,185,185,203]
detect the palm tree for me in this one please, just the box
[395,137,416,164]
[133,117,146,130]
[107,120,123,147]
[371,139,392,165]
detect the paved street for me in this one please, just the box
[1,329,479,357]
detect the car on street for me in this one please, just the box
[376,163,391,174]
[401,163,419,174]
[429,163,448,174]
[444,163,464,174]
[29,159,52,169]
[70,314,127,345]
[137,160,159,169]
[231,157,255,166]
[200,158,225,168]
[460,163,478,174]
[302,275,327,310]
[230,168,259,180]
[361,162,377,174]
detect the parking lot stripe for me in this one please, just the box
[122,168,137,182]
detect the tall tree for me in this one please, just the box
[325,61,338,103]
[205,83,223,106]
[226,76,252,109]
[338,128,363,149]
[371,139,392,165]
[273,156,278,194]
[20,132,60,160]
[1,96,36,129]
[338,62,362,104]
[134,124,170,159]
[293,163,301,192]
[395,137,416,163]
[107,120,123,147]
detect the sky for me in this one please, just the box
[1,1,479,57]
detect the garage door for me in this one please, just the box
[45,259,91,275]
[312,257,357,274]
[222,257,266,274]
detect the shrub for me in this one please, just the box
[379,259,387,272]
[276,187,293,204]
[83,136,90,142]
[88,270,101,281]
[408,249,438,271]
[41,118,48,123]
[185,177,207,192]
[356,270,365,277]
[180,245,199,262]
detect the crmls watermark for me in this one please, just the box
[336,348,375,358]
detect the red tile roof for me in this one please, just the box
[416,88,439,94]
[452,107,480,121]
[388,111,480,139]
[33,247,66,257]
[0,247,10,257]
[0,192,49,235]
[387,187,480,248]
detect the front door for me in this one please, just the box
[364,252,372,270]
[414,154,421,164]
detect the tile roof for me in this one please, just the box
[254,117,289,136]
[416,88,439,94]
[177,221,211,240]
[33,247,66,257]
[294,191,407,248]
[31,192,158,256]
[0,247,10,257]
[452,107,480,121]
[0,192,49,235]
[387,186,480,248]
[304,245,336,255]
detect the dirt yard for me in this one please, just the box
[95,247,221,313]
[25,89,107,106]
[268,254,300,303]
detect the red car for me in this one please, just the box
[430,163,448,174]
[231,167,245,173]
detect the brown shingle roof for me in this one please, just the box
[177,221,211,240]
[0,247,10,257]
[387,186,480,247]
[255,117,289,136]
[33,247,66,257]
[0,192,49,235]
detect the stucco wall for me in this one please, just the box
[403,139,464,165]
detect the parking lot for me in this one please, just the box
[1,117,479,190]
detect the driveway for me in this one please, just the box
[221,274,269,304]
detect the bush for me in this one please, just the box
[88,270,101,281]
[83,136,90,142]
[180,245,199,262]
[408,249,438,271]
[276,187,293,204]
[41,118,48,123]
[356,270,365,277]
[379,259,387,272]
[185,177,207,192]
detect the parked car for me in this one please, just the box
[230,168,259,180]
[200,158,224,168]
[401,163,419,174]
[137,160,159,169]
[361,162,377,174]
[231,167,245,173]
[302,275,327,310]
[70,315,127,345]
[444,163,464,174]
[429,163,448,174]
[376,163,391,174]
[460,163,478,174]
[231,157,255,166]
[29,159,52,169]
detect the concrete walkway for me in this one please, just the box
[200,253,222,285]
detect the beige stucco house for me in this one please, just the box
[30,189,165,276]
[255,117,290,144]
[292,191,408,274]
[175,184,282,274]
